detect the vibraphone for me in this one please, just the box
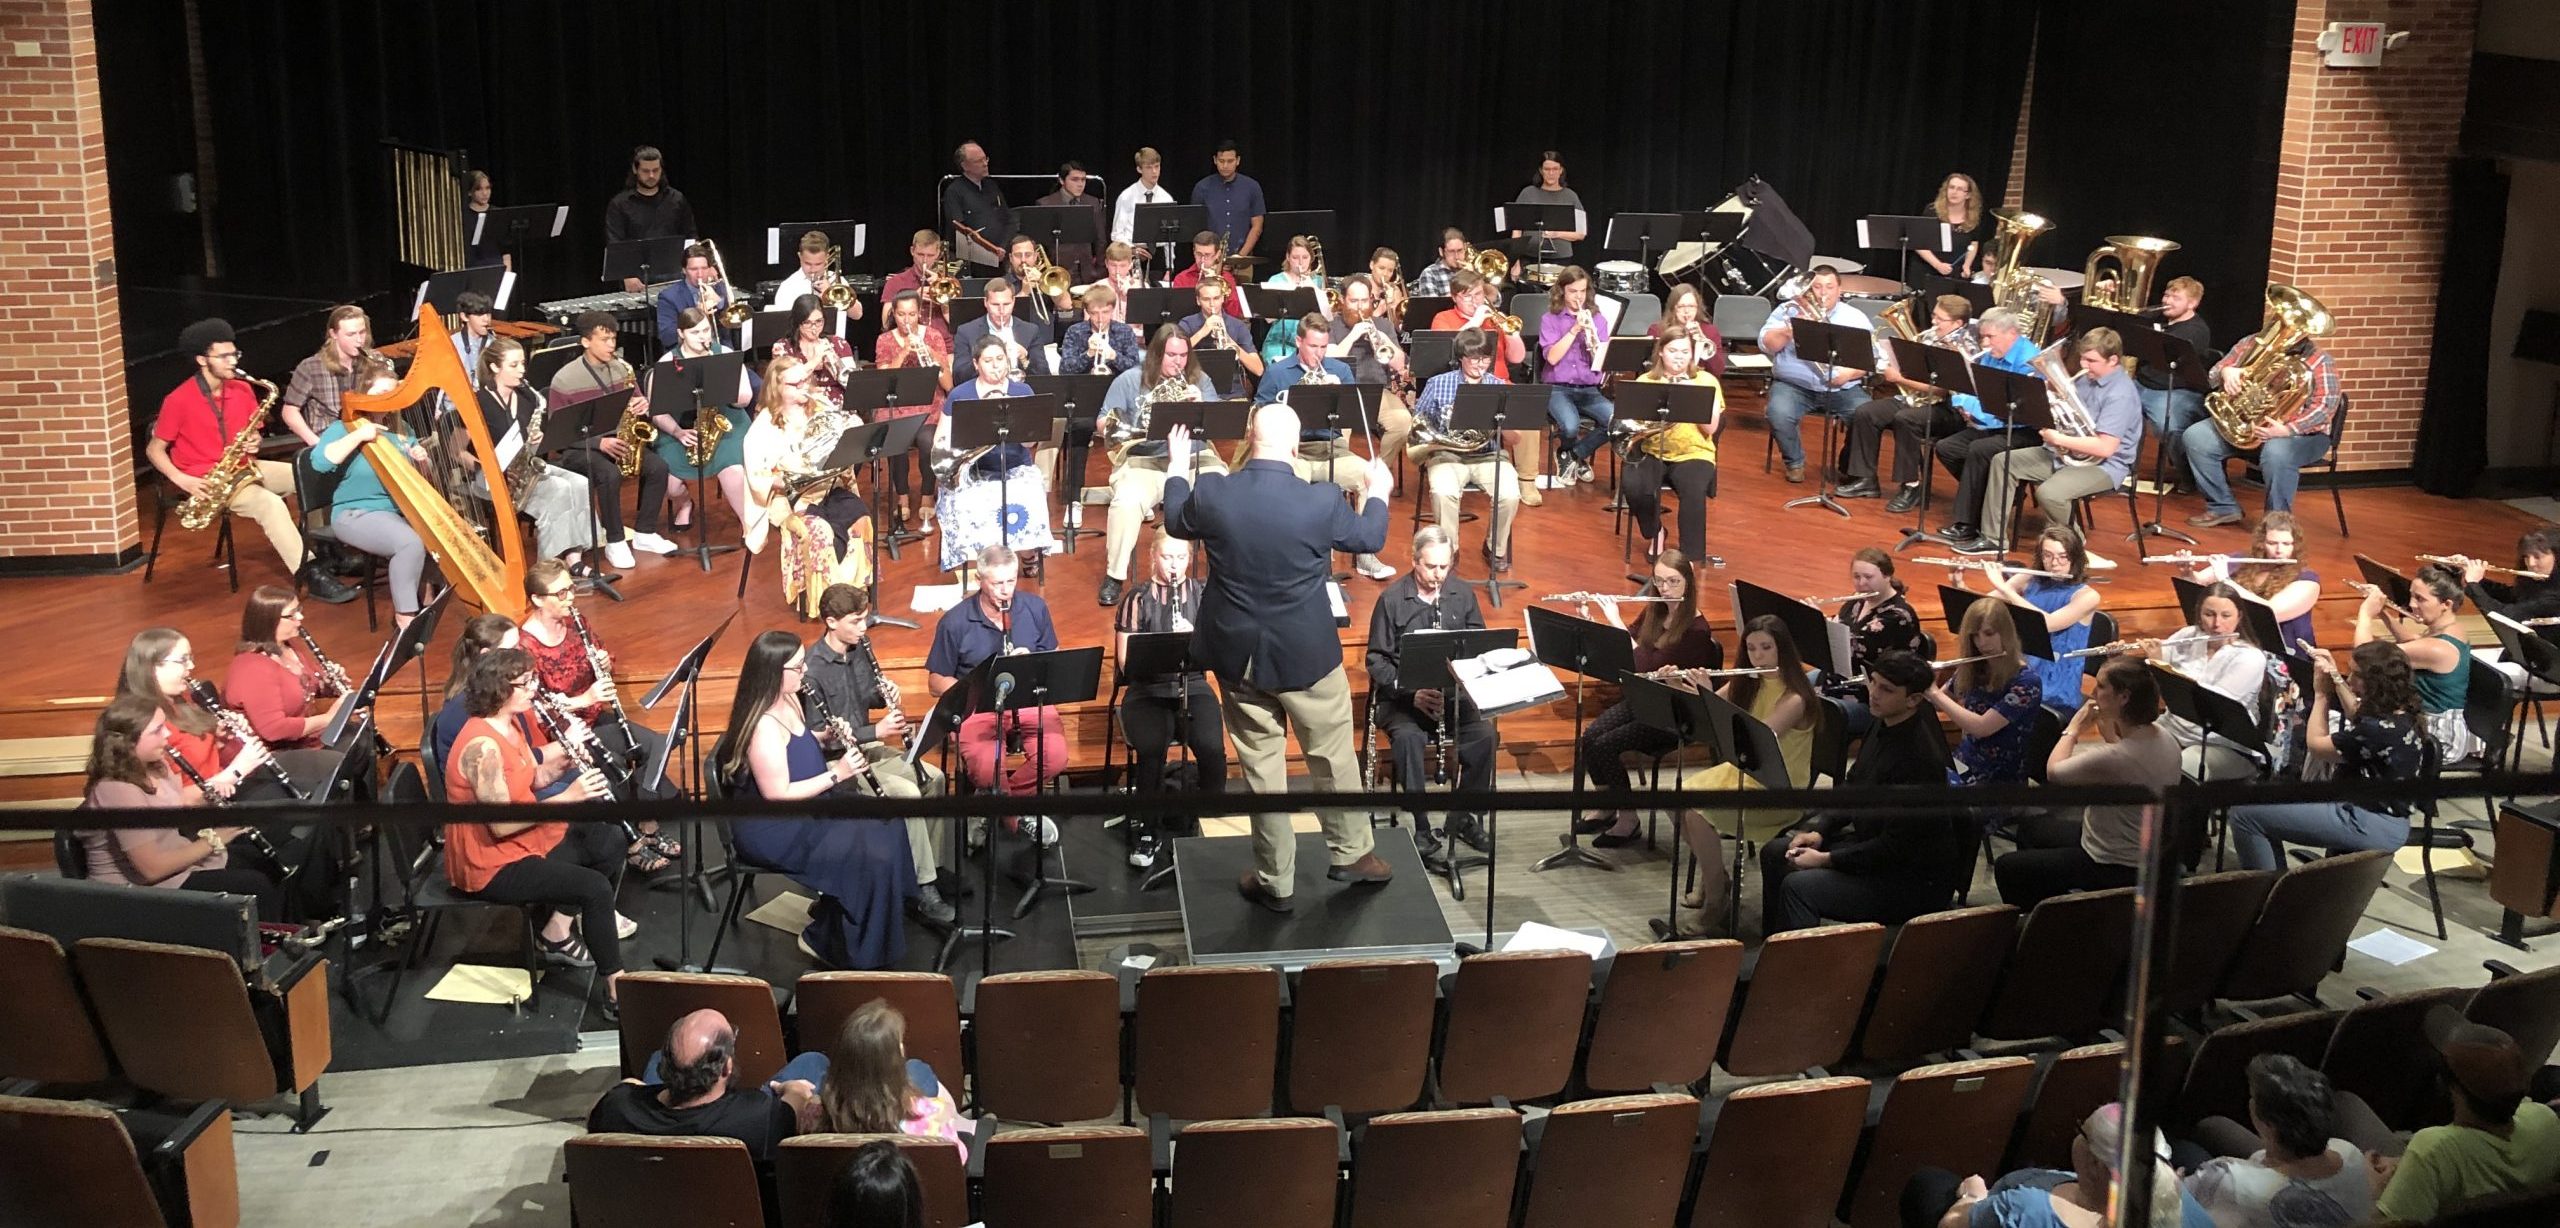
[536,286,665,362]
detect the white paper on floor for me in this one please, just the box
[424,963,535,1006]
[2347,928,2436,967]
[746,891,817,935]
[1502,921,1609,957]
[911,584,965,613]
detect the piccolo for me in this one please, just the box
[2418,553,2550,581]
[2136,553,2293,567]
[2344,583,2418,624]
[1909,556,2067,579]
[1544,591,1677,604]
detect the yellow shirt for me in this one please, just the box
[1633,370,1722,465]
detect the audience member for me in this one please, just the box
[2183,1054,2375,1227]
[586,1008,828,1165]
[1902,1102,2211,1228]
[820,1001,970,1159]
[2368,1008,2560,1223]
[827,1140,926,1228]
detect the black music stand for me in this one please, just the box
[1526,606,1634,873]
[1406,297,1455,330]
[647,348,748,571]
[1396,627,1517,898]
[2076,303,2207,552]
[639,610,740,971]
[1144,399,1252,483]
[603,236,688,290]
[1499,202,1585,269]
[1446,385,1542,606]
[1118,630,1204,892]
[2169,575,2286,656]
[1938,583,2057,661]
[765,218,864,267]
[1275,380,1386,576]
[2354,554,2414,608]
[1014,204,1098,270]
[1239,285,1320,331]
[965,646,1105,919]
[1730,578,1848,675]
[1858,215,1954,291]
[415,266,513,321]
[1782,316,1873,518]
[472,203,567,271]
[1887,335,1985,552]
[1026,373,1115,551]
[1624,675,1710,934]
[1697,686,1793,934]
[542,387,636,602]
[1968,363,2056,556]
[913,682,1008,974]
[1131,202,1207,273]
[946,394,1059,558]
[2149,659,2272,791]
[838,367,942,556]
[1601,213,1694,284]
[1191,343,1248,400]
[1123,288,1188,334]
[1407,331,1459,383]
[1599,337,1653,375]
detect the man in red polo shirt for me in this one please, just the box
[1166,230,1244,318]
[144,318,354,602]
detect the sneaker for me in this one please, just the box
[1127,833,1161,869]
[1518,481,1543,508]
[1354,553,1396,581]
[603,540,637,569]
[300,562,359,604]
[1065,503,1085,530]
[1097,575,1125,607]
[912,884,956,925]
[1011,816,1059,848]
[626,531,679,556]
[1785,463,1807,484]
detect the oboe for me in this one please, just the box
[158,748,285,861]
[186,680,307,800]
[566,604,640,765]
[799,684,885,796]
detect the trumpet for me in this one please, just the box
[1543,591,1677,605]
[703,239,754,329]
[1910,556,2068,579]
[2418,553,2550,581]
[2138,553,2295,567]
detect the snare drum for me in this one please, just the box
[1594,260,1648,296]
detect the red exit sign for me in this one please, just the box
[2320,21,2389,67]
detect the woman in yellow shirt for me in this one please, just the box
[1620,332,1723,561]
[1673,614,1819,935]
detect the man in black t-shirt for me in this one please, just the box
[2135,275,2214,484]
[1758,652,1960,932]
[585,1009,826,1165]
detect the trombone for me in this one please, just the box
[817,244,857,311]
[1031,243,1073,299]
[703,239,755,329]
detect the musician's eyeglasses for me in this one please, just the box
[537,587,574,601]
[161,654,195,667]
[205,348,240,361]
[511,676,538,691]
[784,661,807,674]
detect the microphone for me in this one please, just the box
[992,672,1017,708]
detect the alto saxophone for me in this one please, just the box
[502,408,549,501]
[613,386,656,478]
[178,375,281,530]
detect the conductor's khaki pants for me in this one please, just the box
[1224,666,1372,897]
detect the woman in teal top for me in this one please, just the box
[307,355,437,628]
[647,306,755,540]
[2355,564,2478,760]
[1257,236,1323,361]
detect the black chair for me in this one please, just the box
[141,477,242,592]
[2207,394,2353,537]
[701,751,799,971]
[2081,610,2120,679]
[370,743,546,1024]
[292,449,384,630]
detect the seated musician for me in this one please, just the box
[1175,276,1263,391]
[222,585,356,754]
[545,311,677,561]
[872,290,955,531]
[2226,642,2427,871]
[1925,598,2043,786]
[1757,264,1873,485]
[743,355,872,619]
[655,241,742,351]
[712,630,916,970]
[1407,228,1469,297]
[925,546,1068,838]
[952,279,1051,379]
[1994,658,2181,910]
[1977,527,2103,715]
[1328,274,1416,500]
[279,305,370,446]
[465,338,598,572]
[76,694,281,919]
[2451,528,2560,623]
[1757,650,1957,934]
[768,229,865,320]
[1538,267,1615,484]
[879,229,954,327]
[307,354,436,631]
[2353,564,2478,760]
[147,318,352,600]
[1841,293,1977,509]
[2144,583,2276,784]
[1932,307,2042,547]
[2183,511,2323,647]
[1430,269,1541,503]
[2182,325,2341,529]
[2135,276,2208,476]
[518,560,677,861]
[773,294,858,409]
[1572,551,1722,847]
[1095,326,1222,608]
[1965,327,2142,559]
[117,628,264,803]
[806,584,952,925]
[432,614,528,770]
[933,337,1054,576]
[1257,236,1324,362]
[1113,530,1227,870]
[1820,548,1928,734]
[648,308,756,542]
[1001,233,1072,324]
[1369,247,1411,327]
[1367,525,1496,872]
[1649,285,1730,378]
[1411,328,1522,573]
[1619,332,1723,564]
[1096,242,1147,321]
[1060,284,1143,377]
[1166,230,1244,317]
[442,648,625,1009]
[1671,616,1820,935]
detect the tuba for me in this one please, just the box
[2026,339,2108,468]
[2204,284,2334,450]
[177,374,281,530]
[1987,208,2057,343]
[2080,235,2179,314]
[344,308,528,619]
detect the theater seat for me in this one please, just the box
[1287,958,1435,1117]
[1136,965,1281,1123]
[0,924,112,1087]
[1856,905,2017,1064]
[1688,1077,1870,1228]
[2171,1010,2339,1132]
[1844,1056,2037,1228]
[1434,950,1592,1107]
[614,971,789,1090]
[979,1125,1151,1228]
[973,971,1122,1125]
[793,972,964,1095]
[775,1134,965,1228]
[1346,1108,1520,1228]
[1166,1118,1340,1228]
[73,936,331,1131]
[2215,849,2391,1007]
[0,1094,238,1228]
[1978,888,2135,1044]
[1581,939,1740,1094]
[1720,922,1886,1078]
[564,1133,762,1228]
[1519,1093,1697,1228]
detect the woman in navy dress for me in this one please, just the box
[711,630,914,969]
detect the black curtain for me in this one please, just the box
[2023,0,2294,353]
[100,0,2036,306]
[2413,156,2506,495]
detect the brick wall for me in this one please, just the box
[2270,0,2478,470]
[2004,23,2036,212]
[0,0,134,566]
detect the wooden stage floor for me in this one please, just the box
[5,401,2546,796]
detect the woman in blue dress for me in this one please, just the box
[1981,526,2102,717]
[711,630,914,969]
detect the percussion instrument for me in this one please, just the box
[1594,260,1649,297]
[537,286,664,329]
[1518,262,1567,289]
[1836,274,1905,297]
[1808,255,1867,276]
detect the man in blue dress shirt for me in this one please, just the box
[1190,140,1266,259]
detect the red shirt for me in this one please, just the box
[224,646,327,750]
[523,620,604,722]
[872,321,954,420]
[442,716,558,892]
[162,717,237,786]
[153,376,262,477]
[1168,264,1245,317]
[881,267,950,324]
[1426,312,1518,383]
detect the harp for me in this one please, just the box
[343,306,529,620]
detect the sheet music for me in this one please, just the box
[1453,650,1565,716]
[911,583,965,613]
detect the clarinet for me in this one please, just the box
[565,604,641,765]
[799,684,886,796]
[186,681,308,800]
[853,633,907,747]
[297,629,354,695]
[159,748,284,861]
[534,694,631,795]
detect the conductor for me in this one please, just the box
[1162,405,1397,912]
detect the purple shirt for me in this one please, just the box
[1538,310,1607,387]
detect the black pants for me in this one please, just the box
[881,448,920,501]
[1120,679,1226,841]
[1847,396,1961,485]
[1900,1168,1969,1228]
[1758,837,1950,933]
[1993,813,2139,911]
[473,820,627,977]
[549,439,669,538]
[179,865,284,922]
[1935,427,2016,528]
[594,720,678,803]
[1579,700,1681,792]
[1380,695,1496,824]
[1621,455,1715,560]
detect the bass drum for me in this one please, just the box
[1593,260,1648,297]
[1655,242,1712,292]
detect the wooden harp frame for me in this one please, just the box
[342,306,530,621]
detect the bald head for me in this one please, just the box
[661,1008,737,1104]
[1250,404,1301,460]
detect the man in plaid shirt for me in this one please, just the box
[2181,335,2341,528]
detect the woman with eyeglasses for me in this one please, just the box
[76,694,282,917]
[711,630,915,970]
[442,647,625,1013]
[115,627,269,802]
[1978,526,2102,716]
[519,559,675,866]
[222,585,357,753]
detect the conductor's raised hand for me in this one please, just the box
[1362,455,1394,503]
[1164,423,1190,457]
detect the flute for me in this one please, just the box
[2059,632,2239,659]
[2137,553,2293,567]
[1635,664,1777,686]
[1544,591,1676,604]
[1909,556,2068,579]
[1836,652,2002,685]
[1805,593,1872,605]
[2418,553,2551,581]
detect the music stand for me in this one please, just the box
[1014,204,1099,271]
[603,236,688,290]
[1886,335,1984,552]
[1731,578,1848,675]
[2147,660,2272,787]
[1130,201,1207,273]
[1407,330,1459,383]
[1396,627,1517,898]
[1446,385,1543,606]
[2075,303,2207,552]
[910,682,1008,974]
[414,266,513,321]
[1239,284,1320,327]
[1781,317,1874,518]
[1968,363,2056,556]
[1858,215,1954,291]
[838,367,943,559]
[1699,686,1793,932]
[1123,288,1188,334]
[966,646,1105,918]
[765,218,865,266]
[1143,398,1252,482]
[472,203,567,268]
[1602,213,1703,282]
[646,348,748,570]
[542,386,637,601]
[1599,337,1654,375]
[1406,297,1455,330]
[1498,202,1585,268]
[1026,373,1115,550]
[1938,583,2057,661]
[638,610,739,971]
[1525,606,1634,873]
[2353,554,2414,610]
[946,394,1059,557]
[1118,630,1204,892]
[2169,575,2286,658]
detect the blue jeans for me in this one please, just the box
[2182,419,2332,517]
[2226,801,2408,871]
[1766,381,1864,467]
[2140,385,2205,483]
[1546,384,1615,463]
[641,1047,832,1089]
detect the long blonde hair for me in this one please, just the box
[821,1001,923,1133]
[1951,598,2025,698]
[1932,173,1982,230]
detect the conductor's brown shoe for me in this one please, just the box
[1328,854,1394,884]
[1237,871,1295,913]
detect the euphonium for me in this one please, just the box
[178,374,281,530]
[1107,371,1200,465]
[2203,284,2334,450]
[1875,298,1945,407]
[1466,243,1509,293]
[2080,235,2179,314]
[2025,339,2108,468]
[1987,208,2057,343]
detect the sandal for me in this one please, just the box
[642,829,683,861]
[626,840,674,875]
[536,931,595,969]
